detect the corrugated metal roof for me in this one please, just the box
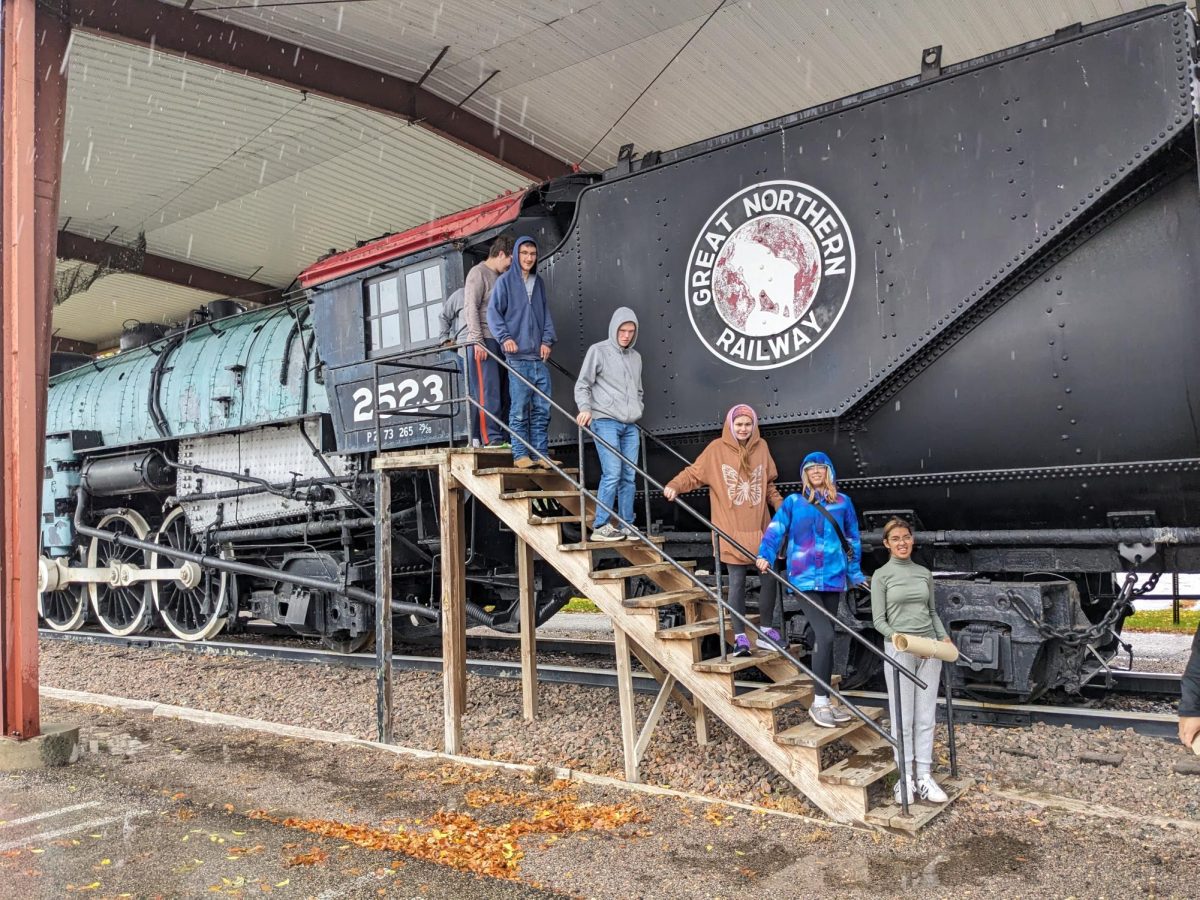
[52,260,224,349]
[55,30,528,343]
[177,0,1166,167]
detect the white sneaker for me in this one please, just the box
[916,774,948,803]
[893,777,915,805]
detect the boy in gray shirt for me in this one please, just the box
[574,308,643,541]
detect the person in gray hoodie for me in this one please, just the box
[574,308,644,541]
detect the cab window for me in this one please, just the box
[365,259,445,355]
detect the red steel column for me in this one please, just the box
[1,0,64,740]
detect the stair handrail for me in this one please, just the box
[375,346,922,813]
[542,357,925,694]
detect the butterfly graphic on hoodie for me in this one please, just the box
[721,464,763,507]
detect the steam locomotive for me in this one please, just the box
[38,5,1200,698]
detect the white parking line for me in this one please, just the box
[0,810,148,853]
[0,801,102,830]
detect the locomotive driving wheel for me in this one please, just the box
[150,508,230,642]
[37,552,88,632]
[88,510,154,636]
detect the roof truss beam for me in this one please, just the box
[57,231,283,304]
[66,0,569,181]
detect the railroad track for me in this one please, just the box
[39,628,1181,738]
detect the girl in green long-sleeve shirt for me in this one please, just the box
[871,518,954,806]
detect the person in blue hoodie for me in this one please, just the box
[486,236,558,468]
[756,451,867,728]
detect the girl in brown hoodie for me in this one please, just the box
[663,404,784,655]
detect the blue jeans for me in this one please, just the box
[591,418,639,529]
[507,358,551,461]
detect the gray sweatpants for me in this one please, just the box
[883,643,942,776]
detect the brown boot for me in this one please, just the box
[513,457,535,469]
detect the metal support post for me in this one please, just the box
[374,472,393,743]
[713,533,727,660]
[894,669,910,816]
[640,437,651,535]
[1173,571,1181,626]
[943,664,958,778]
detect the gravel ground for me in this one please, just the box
[19,697,1197,898]
[39,639,1200,823]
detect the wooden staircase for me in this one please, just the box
[451,452,968,829]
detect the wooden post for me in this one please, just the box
[614,627,639,783]
[439,462,467,755]
[518,538,537,721]
[373,472,393,744]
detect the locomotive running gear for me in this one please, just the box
[870,556,948,641]
[486,236,557,361]
[574,308,644,425]
[757,452,866,592]
[664,404,783,566]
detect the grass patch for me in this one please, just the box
[562,597,601,614]
[1123,606,1200,634]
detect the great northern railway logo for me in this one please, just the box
[685,180,855,370]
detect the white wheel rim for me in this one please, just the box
[88,510,153,636]
[150,507,229,641]
[38,567,87,632]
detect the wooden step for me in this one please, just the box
[656,614,759,640]
[591,562,681,581]
[476,466,578,476]
[559,540,672,554]
[863,776,973,832]
[621,588,707,609]
[773,706,884,749]
[691,649,781,673]
[731,679,814,710]
[528,514,585,525]
[819,744,896,787]
[500,489,583,500]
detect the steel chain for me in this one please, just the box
[1005,571,1138,648]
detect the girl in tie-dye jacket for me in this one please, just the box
[756,451,866,724]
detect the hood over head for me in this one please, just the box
[721,404,763,473]
[512,235,538,273]
[608,307,639,349]
[801,450,837,483]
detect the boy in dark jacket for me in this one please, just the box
[486,236,557,469]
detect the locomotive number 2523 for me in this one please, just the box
[351,374,445,423]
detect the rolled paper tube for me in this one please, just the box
[892,632,960,663]
[1193,736,1200,756]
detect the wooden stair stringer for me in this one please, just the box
[451,456,869,824]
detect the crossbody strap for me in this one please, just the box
[806,493,854,560]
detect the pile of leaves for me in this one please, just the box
[248,785,645,880]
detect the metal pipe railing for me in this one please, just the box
[402,348,923,752]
